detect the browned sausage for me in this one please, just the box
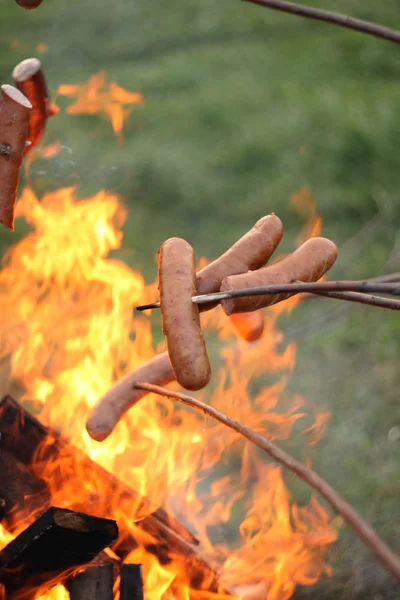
[86,216,283,440]
[86,352,174,442]
[0,85,32,231]
[221,237,338,314]
[196,214,283,305]
[230,311,264,342]
[12,58,55,155]
[159,238,211,391]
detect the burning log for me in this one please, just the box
[14,0,43,9]
[12,58,55,155]
[120,565,144,600]
[0,507,118,599]
[67,564,114,600]
[0,451,50,532]
[0,396,226,594]
[0,85,31,231]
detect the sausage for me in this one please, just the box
[0,85,32,231]
[230,311,264,342]
[12,58,55,155]
[86,352,174,442]
[220,237,338,314]
[86,216,283,441]
[196,214,283,308]
[159,237,211,391]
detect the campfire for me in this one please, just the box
[2,2,400,599]
[0,182,338,599]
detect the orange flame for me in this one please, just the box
[55,72,144,140]
[290,186,322,246]
[0,187,336,599]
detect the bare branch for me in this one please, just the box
[243,0,400,45]
[135,280,400,312]
[135,382,400,584]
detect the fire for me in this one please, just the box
[55,72,144,140]
[290,186,322,245]
[0,187,336,599]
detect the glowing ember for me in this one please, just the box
[0,187,336,599]
[55,72,144,140]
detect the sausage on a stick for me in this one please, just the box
[86,215,283,440]
[0,85,32,231]
[86,352,174,442]
[221,237,338,314]
[197,214,283,309]
[159,237,211,391]
[12,58,54,155]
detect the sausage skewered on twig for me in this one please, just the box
[87,215,283,440]
[0,85,32,231]
[12,58,55,155]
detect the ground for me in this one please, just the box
[0,0,400,596]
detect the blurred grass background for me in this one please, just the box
[1,0,400,597]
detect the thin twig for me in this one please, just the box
[243,0,400,46]
[135,280,400,311]
[135,382,400,583]
[306,290,400,310]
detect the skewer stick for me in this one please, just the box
[135,280,400,312]
[134,382,400,584]
[244,0,400,46]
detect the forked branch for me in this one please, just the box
[244,0,400,45]
[135,382,400,583]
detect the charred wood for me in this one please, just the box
[67,564,114,600]
[0,450,50,531]
[0,396,225,594]
[120,565,144,600]
[0,507,118,600]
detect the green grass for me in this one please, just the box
[1,0,400,596]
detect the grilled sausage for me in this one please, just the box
[221,237,338,314]
[86,352,174,442]
[197,214,283,310]
[159,237,211,391]
[12,58,55,155]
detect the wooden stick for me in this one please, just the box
[67,565,114,600]
[0,85,31,231]
[12,58,55,155]
[134,382,400,584]
[120,565,144,600]
[0,507,118,599]
[243,0,400,45]
[14,0,43,9]
[136,280,400,312]
[305,289,400,310]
